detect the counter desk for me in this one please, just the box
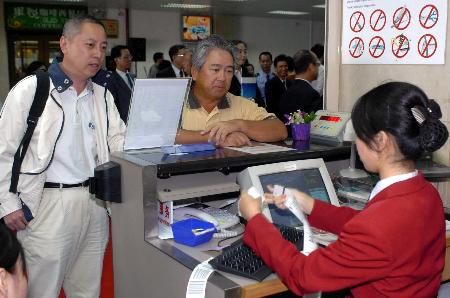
[110,142,350,298]
[109,142,450,298]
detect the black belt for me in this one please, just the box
[44,179,90,189]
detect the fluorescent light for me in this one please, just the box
[55,0,85,2]
[161,3,211,9]
[313,4,326,9]
[267,10,308,16]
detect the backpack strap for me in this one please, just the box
[9,71,50,194]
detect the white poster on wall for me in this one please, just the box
[342,0,447,64]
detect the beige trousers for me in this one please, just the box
[17,187,108,298]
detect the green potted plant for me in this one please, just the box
[285,110,316,140]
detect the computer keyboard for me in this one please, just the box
[209,225,303,281]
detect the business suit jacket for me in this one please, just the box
[279,79,322,118]
[243,173,445,297]
[156,65,177,78]
[265,76,292,121]
[105,70,134,123]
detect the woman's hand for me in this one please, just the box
[264,186,315,215]
[239,191,262,220]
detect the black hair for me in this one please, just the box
[273,54,289,68]
[111,45,128,59]
[259,51,273,61]
[168,44,186,62]
[0,223,26,274]
[62,15,105,38]
[158,59,172,71]
[310,44,324,60]
[286,56,294,72]
[352,81,448,161]
[231,40,247,48]
[292,50,318,74]
[153,52,164,63]
[25,61,46,76]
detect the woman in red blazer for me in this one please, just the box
[240,82,449,297]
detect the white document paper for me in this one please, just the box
[341,0,447,64]
[186,258,215,298]
[124,78,191,150]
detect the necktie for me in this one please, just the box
[266,74,270,81]
[179,70,184,78]
[283,80,287,90]
[126,73,134,89]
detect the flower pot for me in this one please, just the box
[292,140,310,151]
[291,123,311,141]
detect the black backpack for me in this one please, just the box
[9,71,50,194]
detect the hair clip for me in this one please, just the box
[411,106,426,125]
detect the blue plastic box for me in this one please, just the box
[171,218,216,247]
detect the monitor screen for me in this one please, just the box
[259,169,330,227]
[237,158,339,228]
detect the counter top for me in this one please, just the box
[113,141,351,178]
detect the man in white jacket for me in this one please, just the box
[0,16,125,298]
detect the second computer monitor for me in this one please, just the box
[238,158,339,228]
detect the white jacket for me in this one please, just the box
[0,75,125,218]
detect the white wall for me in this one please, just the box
[326,1,450,206]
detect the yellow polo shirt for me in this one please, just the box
[181,91,276,131]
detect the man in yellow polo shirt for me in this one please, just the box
[176,35,287,147]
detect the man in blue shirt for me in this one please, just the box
[256,52,274,107]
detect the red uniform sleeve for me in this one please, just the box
[243,213,392,295]
[309,200,359,234]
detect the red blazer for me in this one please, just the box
[243,173,445,297]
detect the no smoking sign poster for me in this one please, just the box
[342,0,447,64]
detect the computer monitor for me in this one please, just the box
[238,158,339,227]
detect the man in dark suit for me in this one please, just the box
[279,50,322,119]
[106,45,135,123]
[156,44,188,78]
[265,54,292,121]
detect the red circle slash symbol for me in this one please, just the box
[369,36,385,58]
[419,4,438,29]
[391,34,410,58]
[350,11,365,32]
[392,7,411,30]
[370,9,386,31]
[349,37,364,58]
[418,34,437,58]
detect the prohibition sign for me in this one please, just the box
[350,11,365,32]
[369,36,385,58]
[349,37,364,58]
[392,34,410,58]
[419,4,438,29]
[370,9,386,31]
[392,7,411,30]
[418,34,437,58]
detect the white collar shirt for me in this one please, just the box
[45,81,97,183]
[369,171,418,201]
[171,63,183,78]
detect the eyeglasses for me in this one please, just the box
[120,55,133,60]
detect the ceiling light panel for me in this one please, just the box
[267,10,308,16]
[161,3,211,9]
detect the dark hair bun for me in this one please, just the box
[418,100,448,152]
[428,99,443,119]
